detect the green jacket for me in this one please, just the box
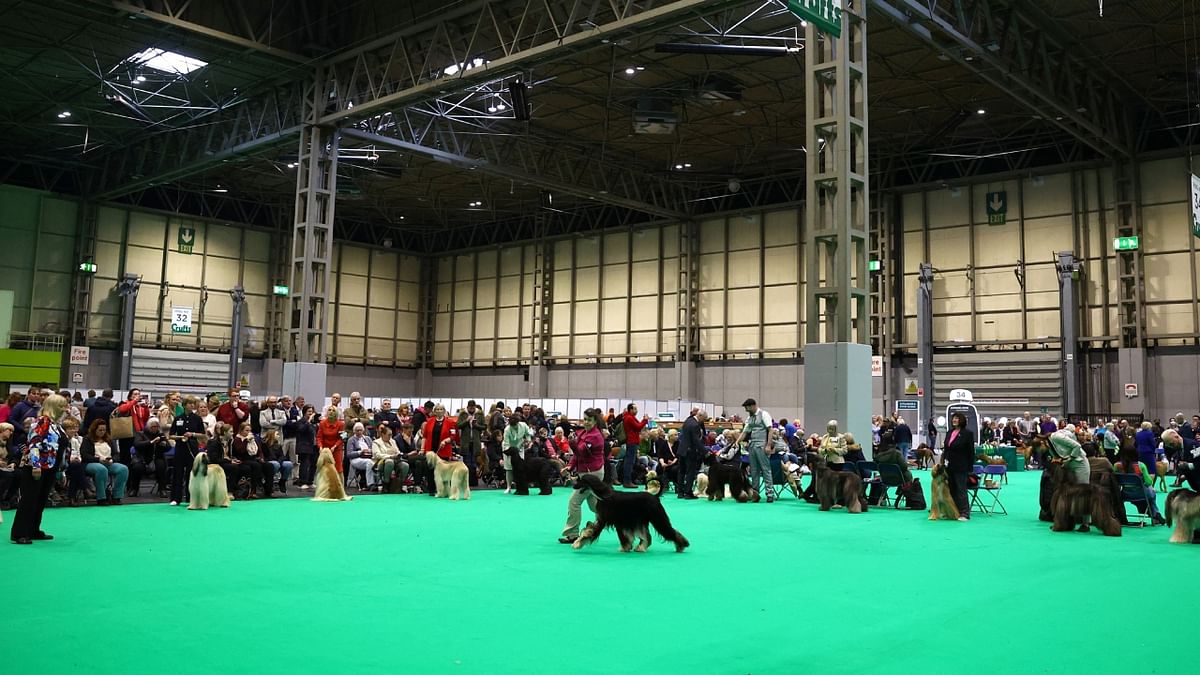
[874,446,912,484]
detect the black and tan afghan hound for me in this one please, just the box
[1045,461,1121,536]
[505,448,555,495]
[1165,489,1200,544]
[571,474,689,553]
[811,456,869,513]
[700,453,756,502]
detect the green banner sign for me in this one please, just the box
[178,226,196,254]
[786,0,843,37]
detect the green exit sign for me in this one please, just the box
[868,259,881,272]
[272,284,289,296]
[78,261,97,274]
[786,0,843,37]
[1113,236,1139,251]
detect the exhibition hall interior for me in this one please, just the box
[1,1,1198,673]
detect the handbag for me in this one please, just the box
[109,411,135,440]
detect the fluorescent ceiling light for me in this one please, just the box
[444,57,488,76]
[124,48,208,75]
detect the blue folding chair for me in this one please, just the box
[1115,472,1151,527]
[876,463,907,508]
[970,465,1007,515]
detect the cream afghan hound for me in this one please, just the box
[313,447,352,502]
[426,451,470,500]
[188,452,231,510]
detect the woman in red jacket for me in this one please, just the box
[421,403,460,460]
[115,388,151,480]
[317,406,346,473]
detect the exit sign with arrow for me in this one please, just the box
[986,191,1007,225]
[786,0,843,37]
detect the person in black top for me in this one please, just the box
[168,396,207,506]
[374,398,401,436]
[291,405,319,489]
[943,412,975,521]
[134,418,172,498]
[676,409,707,499]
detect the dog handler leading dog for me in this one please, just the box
[737,398,774,503]
[559,408,607,544]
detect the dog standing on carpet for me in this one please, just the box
[1165,488,1200,543]
[701,453,755,502]
[313,447,352,502]
[645,470,662,496]
[811,457,868,513]
[571,474,689,553]
[505,447,554,495]
[1155,460,1171,492]
[928,463,958,521]
[426,451,471,500]
[188,452,231,510]
[1045,461,1120,536]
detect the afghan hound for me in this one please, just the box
[645,470,662,496]
[426,451,470,500]
[506,448,554,495]
[1165,489,1200,543]
[313,447,352,502]
[570,474,689,553]
[188,452,230,510]
[701,453,755,502]
[812,457,868,513]
[695,472,709,498]
[928,463,959,520]
[1046,461,1121,536]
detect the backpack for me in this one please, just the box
[903,478,926,510]
[611,414,627,444]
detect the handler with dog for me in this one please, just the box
[558,408,607,544]
[736,399,774,503]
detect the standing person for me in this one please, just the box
[411,400,433,433]
[294,405,319,489]
[618,403,649,489]
[457,400,485,486]
[216,387,250,430]
[113,390,149,472]
[926,417,939,451]
[943,412,975,522]
[421,404,459,496]
[1047,424,1098,531]
[1017,412,1036,443]
[259,396,287,443]
[1134,421,1159,480]
[317,406,346,474]
[676,408,706,500]
[344,392,371,432]
[558,408,607,544]
[894,417,913,459]
[736,398,775,503]
[374,399,401,437]
[0,392,22,429]
[11,394,69,544]
[7,387,44,447]
[82,390,116,434]
[280,395,299,471]
[167,397,205,506]
[501,413,533,494]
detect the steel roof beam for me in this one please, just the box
[873,0,1134,158]
[103,0,310,63]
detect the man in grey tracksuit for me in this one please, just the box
[737,398,774,503]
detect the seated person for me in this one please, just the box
[80,419,129,505]
[57,418,84,504]
[231,421,273,498]
[371,424,409,491]
[656,428,679,491]
[261,429,292,494]
[843,432,866,464]
[1113,446,1165,524]
[134,418,173,498]
[346,422,376,490]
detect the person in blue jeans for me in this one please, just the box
[893,417,913,459]
[618,403,648,489]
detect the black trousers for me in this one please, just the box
[153,457,168,492]
[11,466,54,541]
[298,454,316,486]
[170,448,194,504]
[947,469,971,519]
[679,453,700,497]
[222,461,263,494]
[463,441,480,486]
[122,459,146,495]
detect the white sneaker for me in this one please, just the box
[169,501,179,506]
[957,516,969,521]
[504,487,512,494]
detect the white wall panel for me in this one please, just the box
[699,218,725,253]
[727,250,760,287]
[1140,157,1187,204]
[764,246,798,284]
[764,209,799,246]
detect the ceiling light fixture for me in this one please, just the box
[674,164,684,170]
[135,75,146,83]
[212,185,228,193]
[123,47,208,75]
[684,163,692,168]
[625,67,636,75]
[286,162,297,169]
[976,108,986,115]
[57,111,71,119]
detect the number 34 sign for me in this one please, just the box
[171,306,193,334]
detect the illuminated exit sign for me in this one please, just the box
[1112,236,1139,251]
[786,0,843,37]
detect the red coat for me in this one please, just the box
[622,412,647,444]
[317,419,346,472]
[422,415,459,459]
[116,399,150,433]
[216,401,250,429]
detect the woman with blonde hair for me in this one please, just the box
[317,405,346,474]
[11,393,69,544]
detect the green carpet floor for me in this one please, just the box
[3,471,1194,675]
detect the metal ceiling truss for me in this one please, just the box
[116,184,289,230]
[872,0,1140,158]
[104,0,310,63]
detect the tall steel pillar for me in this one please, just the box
[228,285,246,389]
[283,72,338,404]
[869,184,893,411]
[1056,252,1082,415]
[528,235,553,398]
[1113,160,1146,415]
[917,262,934,440]
[802,3,872,454]
[675,220,700,399]
[116,273,140,390]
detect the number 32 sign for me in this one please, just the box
[171,306,193,334]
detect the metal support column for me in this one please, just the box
[416,257,437,369]
[228,285,246,389]
[1114,161,1145,349]
[117,273,141,390]
[531,240,554,366]
[917,262,934,438]
[287,72,339,364]
[804,3,869,344]
[869,185,893,409]
[1056,252,1082,414]
[265,221,289,360]
[68,201,97,350]
[675,220,700,398]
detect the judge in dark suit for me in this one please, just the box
[943,411,975,520]
[676,409,708,499]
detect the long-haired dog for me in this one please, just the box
[505,448,554,495]
[426,451,470,500]
[1046,462,1121,536]
[695,472,709,497]
[645,470,662,496]
[812,457,868,513]
[188,452,230,510]
[313,447,352,502]
[928,463,959,520]
[701,453,755,502]
[1165,489,1200,543]
[571,474,689,553]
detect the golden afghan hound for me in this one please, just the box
[313,447,352,502]
[188,452,230,510]
[928,463,959,521]
[426,451,470,500]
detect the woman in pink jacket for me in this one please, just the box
[558,408,608,544]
